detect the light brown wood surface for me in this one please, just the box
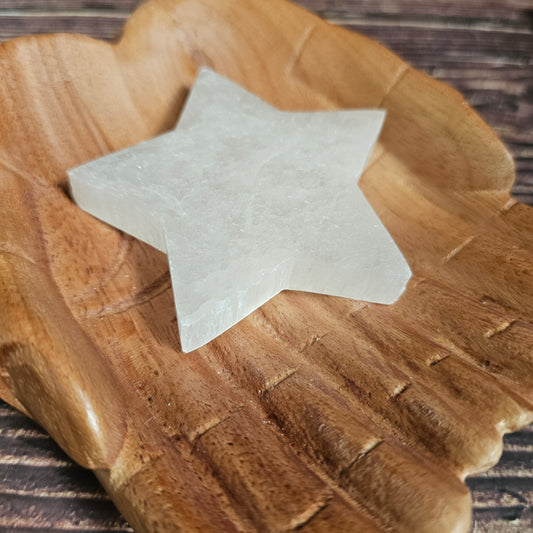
[0,0,532,531]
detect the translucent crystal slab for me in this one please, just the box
[69,68,411,352]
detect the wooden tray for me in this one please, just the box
[0,0,532,531]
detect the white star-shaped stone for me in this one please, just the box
[69,68,411,352]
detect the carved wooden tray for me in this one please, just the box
[0,0,532,531]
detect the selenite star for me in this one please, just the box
[69,68,411,353]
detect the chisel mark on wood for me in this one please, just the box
[341,438,385,478]
[309,335,323,346]
[410,276,428,290]
[378,63,410,105]
[262,368,297,395]
[444,235,474,263]
[427,353,450,367]
[390,382,411,399]
[347,301,369,318]
[485,319,517,339]
[358,438,384,460]
[286,22,317,75]
[300,333,328,352]
[286,493,331,531]
[190,405,243,442]
[498,198,518,215]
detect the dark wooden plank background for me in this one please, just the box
[0,0,531,531]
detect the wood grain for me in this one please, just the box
[0,3,531,530]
